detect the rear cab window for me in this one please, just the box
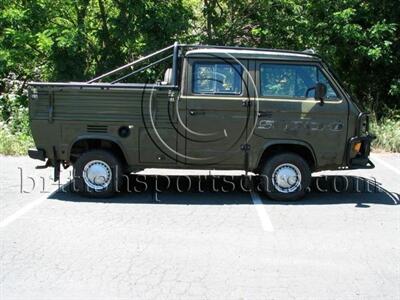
[192,62,243,95]
[259,63,340,100]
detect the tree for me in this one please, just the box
[0,0,194,81]
[0,0,398,114]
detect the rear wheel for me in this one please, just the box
[73,149,123,198]
[259,152,311,201]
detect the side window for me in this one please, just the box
[317,69,340,99]
[193,62,242,95]
[260,63,339,99]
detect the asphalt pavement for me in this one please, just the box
[0,153,399,300]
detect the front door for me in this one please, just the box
[254,61,349,167]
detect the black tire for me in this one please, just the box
[259,152,311,201]
[73,149,123,198]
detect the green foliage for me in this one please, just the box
[199,0,399,114]
[369,106,400,152]
[0,0,195,81]
[0,0,399,153]
[0,127,33,155]
[0,74,33,155]
[0,74,30,134]
[371,118,400,153]
[1,0,398,110]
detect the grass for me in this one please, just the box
[370,118,400,153]
[0,127,34,156]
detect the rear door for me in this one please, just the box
[138,86,179,165]
[182,58,250,167]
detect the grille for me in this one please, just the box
[87,125,108,133]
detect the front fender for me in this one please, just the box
[251,139,317,171]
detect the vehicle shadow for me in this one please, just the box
[262,175,399,207]
[50,174,399,207]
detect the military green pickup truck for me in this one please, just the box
[28,43,375,200]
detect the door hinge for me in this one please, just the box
[240,144,251,151]
[168,90,176,102]
[242,99,251,107]
[48,91,54,123]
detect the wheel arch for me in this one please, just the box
[253,140,317,173]
[68,136,128,166]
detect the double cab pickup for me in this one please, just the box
[28,43,375,200]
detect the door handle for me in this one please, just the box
[189,110,205,116]
[258,111,273,118]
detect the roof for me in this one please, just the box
[185,48,319,61]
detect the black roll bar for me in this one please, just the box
[111,54,173,84]
[86,42,321,85]
[171,42,179,86]
[87,44,175,83]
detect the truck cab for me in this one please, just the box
[28,43,375,200]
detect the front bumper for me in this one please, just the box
[347,135,375,169]
[28,148,46,161]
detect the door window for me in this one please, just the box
[193,62,242,95]
[259,63,339,99]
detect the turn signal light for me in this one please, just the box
[353,142,362,153]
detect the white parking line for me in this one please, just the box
[0,184,66,229]
[250,192,274,232]
[371,154,400,175]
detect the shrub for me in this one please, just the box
[371,118,400,153]
[0,73,33,155]
[0,127,33,155]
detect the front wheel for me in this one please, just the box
[73,149,123,198]
[259,152,311,201]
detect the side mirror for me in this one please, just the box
[315,82,327,105]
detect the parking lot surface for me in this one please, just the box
[1,153,399,299]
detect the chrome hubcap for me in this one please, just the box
[272,163,302,193]
[82,160,112,190]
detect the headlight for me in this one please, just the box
[353,142,362,153]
